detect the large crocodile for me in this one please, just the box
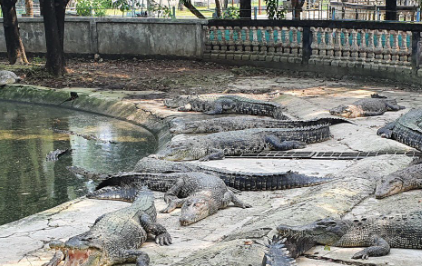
[329,97,405,118]
[170,116,351,134]
[375,162,422,199]
[277,211,422,260]
[155,125,330,161]
[133,157,332,191]
[377,109,422,151]
[88,172,252,226]
[43,187,171,266]
[164,95,288,119]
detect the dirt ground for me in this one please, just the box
[1,57,420,98]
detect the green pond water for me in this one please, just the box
[0,101,157,225]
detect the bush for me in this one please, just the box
[76,0,111,16]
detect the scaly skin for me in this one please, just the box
[155,125,330,161]
[375,163,422,199]
[170,116,351,134]
[377,109,422,151]
[262,236,298,266]
[44,188,171,266]
[164,95,287,119]
[88,172,251,226]
[132,157,332,191]
[277,211,422,260]
[330,98,405,118]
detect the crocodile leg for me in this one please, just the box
[385,102,406,111]
[161,178,188,213]
[222,190,252,209]
[199,149,225,161]
[42,251,64,266]
[139,213,172,245]
[265,135,306,151]
[351,236,390,259]
[110,249,150,266]
[377,122,396,138]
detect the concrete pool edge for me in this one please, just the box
[0,84,173,145]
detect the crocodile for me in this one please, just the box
[164,95,288,119]
[88,172,252,226]
[43,187,171,266]
[377,109,422,151]
[0,70,21,86]
[262,236,298,266]
[277,211,422,260]
[170,116,351,134]
[155,125,331,161]
[329,97,405,118]
[375,163,422,199]
[132,157,332,191]
[46,148,69,161]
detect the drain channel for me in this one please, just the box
[225,151,422,160]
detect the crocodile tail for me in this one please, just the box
[262,236,297,266]
[393,124,422,151]
[87,186,139,202]
[213,170,332,191]
[95,172,177,192]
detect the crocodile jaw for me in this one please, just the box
[277,218,350,246]
[375,176,404,199]
[63,249,101,266]
[179,196,212,226]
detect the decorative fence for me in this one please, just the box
[204,20,422,81]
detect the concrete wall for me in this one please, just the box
[0,18,205,58]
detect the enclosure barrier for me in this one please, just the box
[204,20,422,83]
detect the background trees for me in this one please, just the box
[0,0,29,64]
[40,0,70,77]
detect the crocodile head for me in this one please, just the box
[169,119,198,134]
[329,105,361,118]
[277,218,350,246]
[179,195,217,226]
[49,237,103,266]
[375,173,404,199]
[154,145,207,161]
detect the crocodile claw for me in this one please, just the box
[155,233,172,246]
[351,250,369,260]
[243,203,252,208]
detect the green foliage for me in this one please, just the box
[111,0,135,12]
[324,245,331,251]
[222,6,240,19]
[151,4,172,18]
[76,0,111,16]
[264,0,285,19]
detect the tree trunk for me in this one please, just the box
[24,0,33,17]
[223,0,228,9]
[40,0,67,76]
[0,0,29,64]
[292,0,304,20]
[214,0,222,17]
[182,0,206,18]
[239,0,251,19]
[385,0,396,20]
[178,0,184,10]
